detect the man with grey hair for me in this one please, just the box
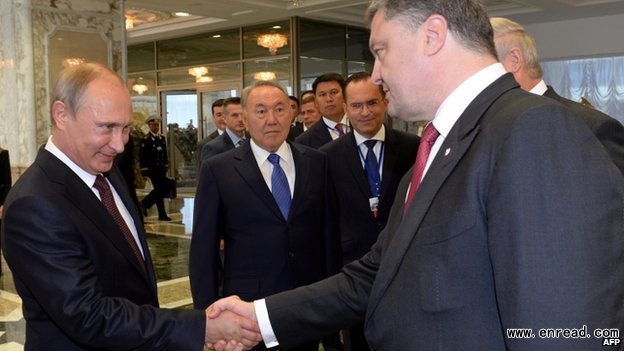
[190,80,340,351]
[491,16,624,174]
[208,1,624,350]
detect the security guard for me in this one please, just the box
[139,115,171,221]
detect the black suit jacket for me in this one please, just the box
[294,120,333,149]
[196,130,221,165]
[287,122,304,141]
[543,86,624,174]
[320,127,419,263]
[1,148,204,350]
[0,149,11,205]
[201,131,235,162]
[190,141,340,309]
[263,74,624,350]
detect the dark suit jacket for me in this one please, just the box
[287,122,304,141]
[0,149,11,205]
[294,120,332,149]
[543,86,624,174]
[263,74,624,350]
[1,148,204,350]
[196,130,221,166]
[320,127,419,264]
[189,141,340,309]
[201,131,235,162]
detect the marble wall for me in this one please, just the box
[0,0,122,176]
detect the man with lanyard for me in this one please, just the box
[320,72,419,350]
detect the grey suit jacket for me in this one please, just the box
[263,73,624,350]
[543,86,624,174]
[2,147,205,350]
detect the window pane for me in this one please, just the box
[128,43,155,72]
[128,72,157,121]
[157,29,240,69]
[346,27,373,62]
[300,19,345,60]
[299,57,344,91]
[244,20,291,59]
[158,62,242,86]
[243,57,293,93]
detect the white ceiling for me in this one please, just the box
[125,0,624,44]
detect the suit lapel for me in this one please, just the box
[366,74,520,317]
[232,144,285,221]
[38,149,153,284]
[289,142,312,220]
[379,127,400,204]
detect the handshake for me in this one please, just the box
[204,296,262,351]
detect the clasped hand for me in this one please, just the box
[205,296,261,351]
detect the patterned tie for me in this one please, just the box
[364,140,381,197]
[403,123,440,214]
[335,123,345,136]
[267,154,291,220]
[93,175,146,274]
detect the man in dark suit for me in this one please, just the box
[191,80,340,351]
[491,16,624,174]
[295,73,349,149]
[139,115,171,220]
[287,95,304,141]
[200,97,246,162]
[288,95,321,142]
[320,72,419,350]
[196,99,226,166]
[1,63,259,350]
[208,1,624,350]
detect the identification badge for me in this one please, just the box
[369,197,379,218]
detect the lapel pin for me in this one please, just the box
[445,148,451,156]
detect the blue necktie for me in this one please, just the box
[364,140,381,197]
[268,154,291,219]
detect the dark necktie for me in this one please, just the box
[236,138,246,148]
[364,140,381,197]
[93,175,146,274]
[267,154,291,220]
[403,123,440,214]
[335,123,345,136]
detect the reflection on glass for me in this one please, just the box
[299,57,344,92]
[158,62,241,86]
[157,29,240,69]
[243,57,293,93]
[300,19,345,60]
[128,42,155,72]
[244,21,291,59]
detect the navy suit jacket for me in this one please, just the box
[294,120,333,149]
[543,86,624,174]
[263,74,624,350]
[201,131,235,162]
[1,148,204,350]
[190,141,340,309]
[320,127,419,264]
[287,122,305,141]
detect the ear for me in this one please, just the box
[504,47,524,73]
[51,100,68,130]
[422,14,448,56]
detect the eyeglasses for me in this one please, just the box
[349,99,380,113]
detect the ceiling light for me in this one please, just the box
[257,33,288,55]
[62,58,85,68]
[173,12,190,17]
[254,71,277,81]
[196,76,214,83]
[188,66,208,78]
[132,83,148,95]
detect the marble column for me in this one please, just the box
[0,0,122,177]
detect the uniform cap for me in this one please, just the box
[146,114,161,124]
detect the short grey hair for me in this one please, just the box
[490,17,543,79]
[241,80,288,110]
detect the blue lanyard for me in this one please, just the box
[357,141,384,197]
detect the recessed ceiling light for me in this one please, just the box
[272,25,282,29]
[173,12,191,17]
[212,34,222,38]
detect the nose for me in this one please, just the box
[110,129,128,154]
[371,60,383,85]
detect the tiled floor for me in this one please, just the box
[0,194,196,349]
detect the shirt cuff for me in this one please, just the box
[254,299,279,348]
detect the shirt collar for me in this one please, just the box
[45,136,97,188]
[249,139,293,169]
[225,128,243,145]
[530,79,548,96]
[353,124,386,146]
[432,63,507,138]
[322,115,348,129]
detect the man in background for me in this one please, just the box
[201,97,246,162]
[491,16,624,174]
[1,62,260,350]
[295,73,349,149]
[140,114,171,221]
[196,98,226,166]
[320,71,419,350]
